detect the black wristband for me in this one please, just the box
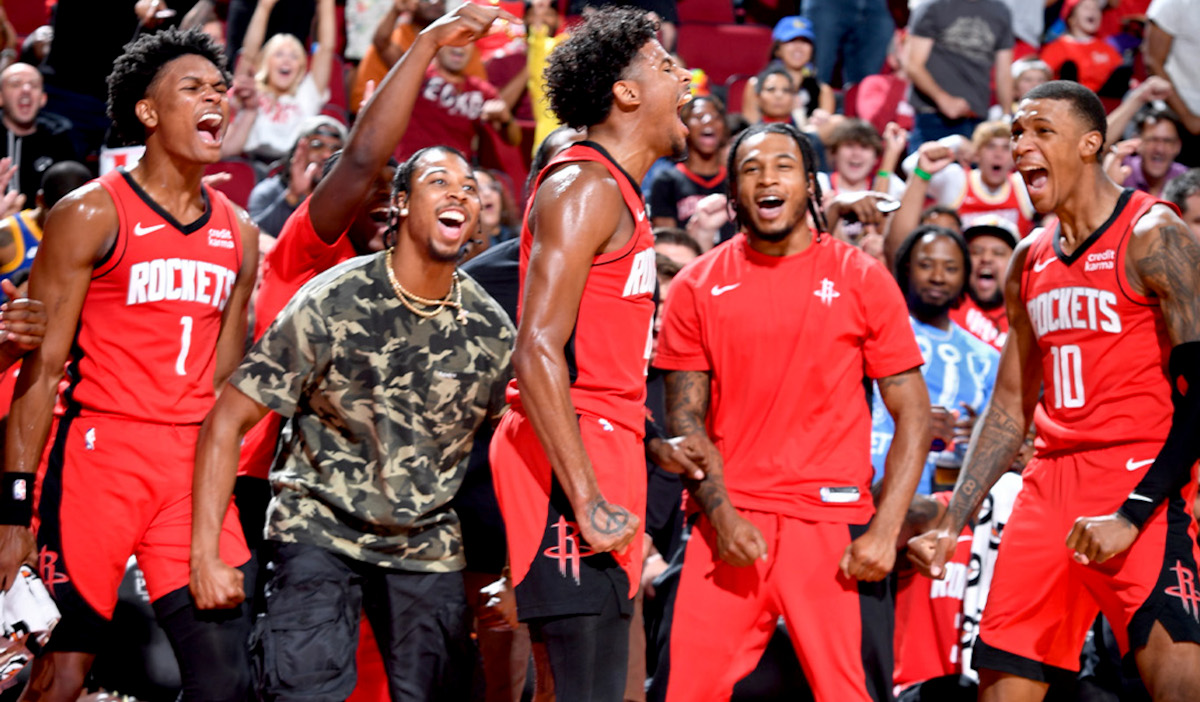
[1117,342,1200,530]
[0,472,35,526]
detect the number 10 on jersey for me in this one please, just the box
[1051,344,1084,409]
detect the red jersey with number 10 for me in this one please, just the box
[1020,189,1175,456]
[507,142,657,435]
[66,169,243,423]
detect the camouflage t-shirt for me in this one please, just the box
[231,251,515,571]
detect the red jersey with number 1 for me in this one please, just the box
[66,169,243,423]
[506,142,657,434]
[1020,189,1175,456]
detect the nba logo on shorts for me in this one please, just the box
[85,428,96,451]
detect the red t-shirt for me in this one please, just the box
[74,170,242,423]
[394,65,499,162]
[949,295,1009,352]
[1020,189,1175,456]
[238,198,357,478]
[894,492,974,692]
[955,170,1037,238]
[654,234,922,522]
[1040,36,1122,93]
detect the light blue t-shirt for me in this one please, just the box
[871,316,1000,494]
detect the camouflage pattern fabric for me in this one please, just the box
[231,251,514,572]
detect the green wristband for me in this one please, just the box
[913,166,933,182]
[876,170,891,179]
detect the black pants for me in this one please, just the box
[527,591,632,702]
[252,542,474,702]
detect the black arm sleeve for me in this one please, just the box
[1117,341,1200,529]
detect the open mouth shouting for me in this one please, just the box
[755,193,786,221]
[197,112,224,146]
[435,207,469,245]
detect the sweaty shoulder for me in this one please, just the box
[43,181,119,264]
[531,161,628,255]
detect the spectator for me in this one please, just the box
[741,16,836,137]
[653,227,702,267]
[950,215,1019,353]
[799,0,894,87]
[871,225,998,495]
[0,63,78,207]
[246,115,346,236]
[1040,0,1126,95]
[351,0,488,113]
[853,34,916,137]
[1118,106,1187,197]
[1162,167,1200,238]
[648,96,734,247]
[180,0,226,48]
[393,43,520,162]
[525,0,568,151]
[222,0,336,169]
[1011,56,1052,103]
[819,118,906,201]
[1145,0,1200,165]
[0,161,90,303]
[474,168,518,246]
[904,0,1014,147]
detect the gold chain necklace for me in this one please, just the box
[385,248,467,323]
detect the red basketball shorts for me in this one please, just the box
[976,443,1200,679]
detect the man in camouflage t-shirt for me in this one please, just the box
[189,144,514,700]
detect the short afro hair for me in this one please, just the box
[543,7,658,130]
[1022,80,1107,158]
[107,28,230,146]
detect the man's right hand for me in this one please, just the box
[915,141,956,176]
[578,496,641,554]
[937,95,973,120]
[906,526,959,579]
[650,431,718,481]
[0,524,35,592]
[189,556,245,610]
[420,2,518,48]
[712,511,767,568]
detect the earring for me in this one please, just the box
[399,208,408,216]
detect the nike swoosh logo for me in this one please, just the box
[134,222,166,237]
[636,209,646,223]
[1032,257,1055,273]
[711,283,740,296]
[1127,492,1154,503]
[1126,458,1155,472]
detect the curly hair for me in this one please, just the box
[726,122,826,235]
[107,28,230,146]
[543,7,657,130]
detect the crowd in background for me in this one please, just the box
[0,0,1198,700]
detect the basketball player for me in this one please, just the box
[0,29,258,702]
[487,8,695,699]
[909,81,1200,701]
[651,122,931,702]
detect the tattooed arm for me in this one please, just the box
[1067,209,1200,564]
[908,236,1042,578]
[665,369,766,567]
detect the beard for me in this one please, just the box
[907,289,955,322]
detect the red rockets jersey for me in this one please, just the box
[66,169,243,423]
[1020,189,1176,456]
[507,142,657,435]
[654,233,922,522]
[893,492,973,693]
[954,170,1036,237]
[949,294,1009,352]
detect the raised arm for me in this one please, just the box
[374,0,416,69]
[840,367,930,581]
[514,165,640,554]
[307,3,509,242]
[239,0,278,72]
[0,185,117,590]
[1066,207,1200,563]
[1144,22,1200,135]
[307,0,337,95]
[908,237,1042,577]
[1105,76,1173,146]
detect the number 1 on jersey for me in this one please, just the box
[1050,344,1084,409]
[176,315,193,376]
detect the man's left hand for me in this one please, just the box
[840,527,896,581]
[1066,512,1138,566]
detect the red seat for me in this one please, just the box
[677,0,735,24]
[676,24,773,86]
[724,76,750,115]
[204,161,258,210]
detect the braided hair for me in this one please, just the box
[725,122,826,236]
